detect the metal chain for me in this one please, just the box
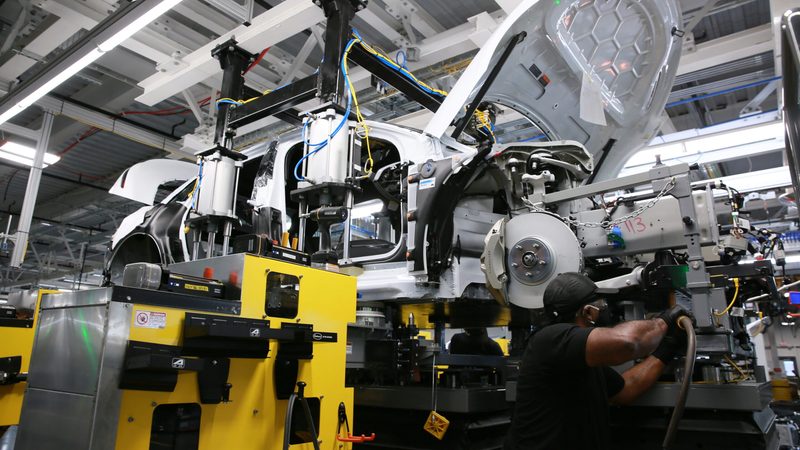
[522,177,677,229]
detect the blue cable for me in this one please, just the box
[348,29,445,98]
[666,76,781,109]
[215,99,242,109]
[293,38,356,181]
[190,160,203,210]
[396,50,408,69]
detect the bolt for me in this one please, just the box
[151,401,157,407]
[691,261,700,270]
[515,245,523,250]
[533,243,540,250]
[253,409,259,415]
[525,272,533,278]
[127,417,134,423]
[539,260,547,266]
[499,274,508,283]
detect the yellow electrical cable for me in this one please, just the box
[216,97,242,105]
[475,109,496,142]
[714,278,740,317]
[355,39,449,97]
[342,38,374,175]
[723,354,748,382]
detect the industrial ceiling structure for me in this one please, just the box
[0,0,796,291]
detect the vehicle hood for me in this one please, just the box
[425,0,683,181]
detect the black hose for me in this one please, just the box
[282,393,296,450]
[300,396,321,450]
[282,391,321,450]
[662,316,696,450]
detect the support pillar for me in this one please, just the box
[10,111,54,268]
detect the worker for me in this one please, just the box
[505,272,691,450]
[449,327,504,356]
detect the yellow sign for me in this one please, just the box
[423,411,450,440]
[184,284,209,292]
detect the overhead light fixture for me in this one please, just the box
[0,0,184,125]
[0,142,60,167]
[683,121,784,154]
[622,120,785,175]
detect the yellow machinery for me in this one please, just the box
[13,254,358,450]
[0,289,55,426]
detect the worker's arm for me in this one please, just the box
[585,319,667,367]
[609,356,666,405]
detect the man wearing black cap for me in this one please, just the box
[505,272,690,450]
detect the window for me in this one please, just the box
[266,272,300,319]
[781,357,798,377]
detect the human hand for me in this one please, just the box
[657,305,694,336]
[651,333,687,364]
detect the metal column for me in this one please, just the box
[10,112,54,268]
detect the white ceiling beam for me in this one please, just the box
[234,9,507,139]
[677,24,773,76]
[35,95,189,158]
[358,7,405,45]
[36,0,178,66]
[279,33,318,86]
[401,0,445,37]
[136,1,324,106]
[174,1,315,87]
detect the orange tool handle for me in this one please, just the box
[337,433,376,443]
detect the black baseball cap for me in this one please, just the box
[543,272,615,321]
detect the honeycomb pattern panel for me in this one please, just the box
[560,0,654,102]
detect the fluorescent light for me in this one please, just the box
[351,200,384,219]
[684,122,783,153]
[621,121,785,176]
[0,0,184,125]
[0,142,60,167]
[1,142,60,164]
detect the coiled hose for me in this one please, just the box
[662,316,696,450]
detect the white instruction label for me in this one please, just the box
[346,342,353,355]
[419,178,436,190]
[134,310,167,329]
[730,307,745,318]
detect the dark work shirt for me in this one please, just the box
[505,323,625,450]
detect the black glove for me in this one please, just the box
[651,333,686,364]
[657,305,693,336]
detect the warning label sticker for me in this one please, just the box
[134,310,167,329]
[346,342,353,355]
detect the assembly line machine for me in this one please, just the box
[2,1,800,449]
